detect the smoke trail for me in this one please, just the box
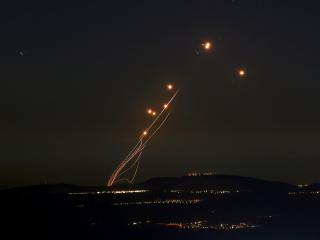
[107,89,179,186]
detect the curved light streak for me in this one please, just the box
[107,89,179,187]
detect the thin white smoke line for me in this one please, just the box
[146,90,179,132]
[123,140,143,162]
[108,144,145,186]
[130,154,141,183]
[108,139,143,185]
[109,106,168,184]
[113,178,130,185]
[117,149,143,178]
[120,110,172,176]
[140,110,172,147]
[117,139,143,171]
[126,111,172,183]
[108,89,179,186]
[112,110,172,185]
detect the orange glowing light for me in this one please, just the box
[152,111,157,116]
[163,104,168,109]
[167,84,173,90]
[239,69,246,77]
[147,109,153,114]
[143,131,148,136]
[202,41,212,50]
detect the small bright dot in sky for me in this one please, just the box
[143,131,148,136]
[167,84,173,90]
[152,111,157,116]
[147,109,153,114]
[239,69,246,76]
[202,41,212,50]
[163,104,168,109]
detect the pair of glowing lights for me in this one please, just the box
[147,105,166,115]
[147,103,168,117]
[143,84,173,136]
[147,109,157,116]
[202,41,212,50]
[146,84,172,116]
[201,41,246,77]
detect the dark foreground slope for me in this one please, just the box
[1,175,320,240]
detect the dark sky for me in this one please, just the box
[1,0,320,188]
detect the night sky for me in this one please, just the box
[1,0,320,188]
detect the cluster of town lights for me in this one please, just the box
[129,220,258,231]
[113,199,203,206]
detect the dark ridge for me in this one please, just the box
[140,174,297,192]
[0,175,303,196]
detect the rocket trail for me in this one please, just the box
[107,109,172,186]
[107,87,179,187]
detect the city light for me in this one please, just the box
[129,220,258,231]
[113,199,203,206]
[68,189,149,195]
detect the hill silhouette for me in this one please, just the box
[0,174,310,195]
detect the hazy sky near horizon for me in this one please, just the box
[1,0,320,187]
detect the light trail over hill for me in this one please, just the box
[107,85,179,187]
